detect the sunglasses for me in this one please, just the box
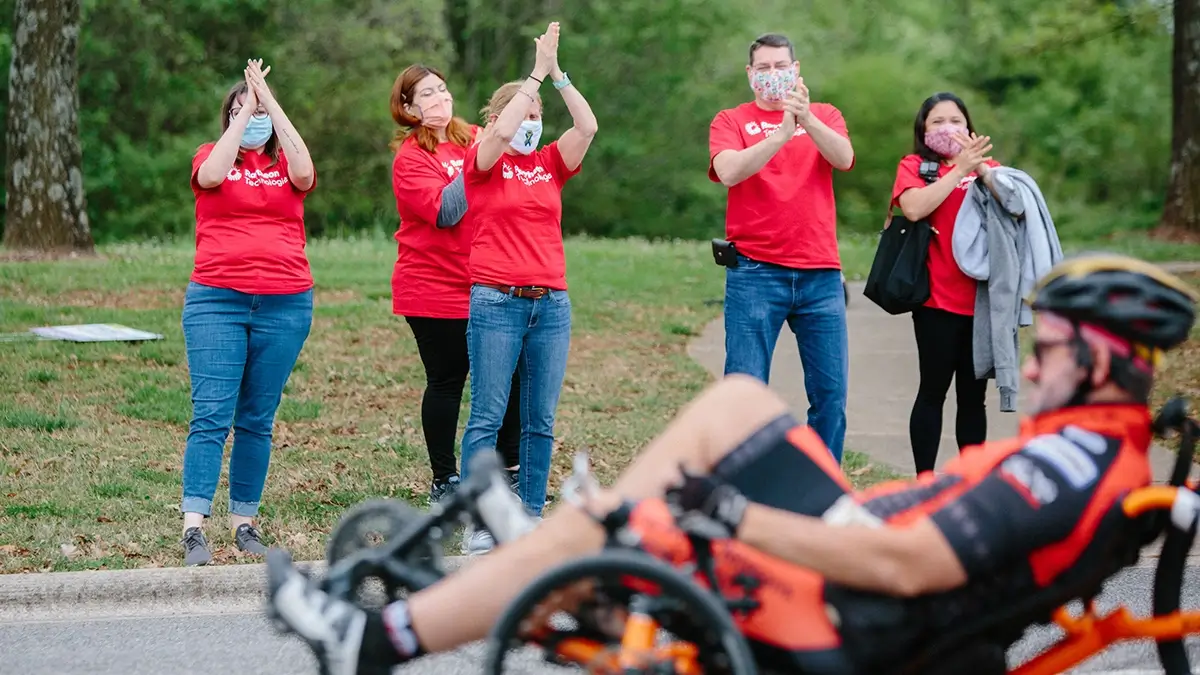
[1032,338,1074,362]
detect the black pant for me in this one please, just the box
[405,316,521,482]
[909,306,987,473]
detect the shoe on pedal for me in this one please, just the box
[265,548,370,675]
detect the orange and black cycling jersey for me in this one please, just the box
[622,403,1154,674]
[822,403,1154,673]
[855,402,1152,587]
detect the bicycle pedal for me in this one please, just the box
[561,449,600,507]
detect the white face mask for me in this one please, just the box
[510,119,543,155]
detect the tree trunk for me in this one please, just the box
[1161,0,1200,233]
[3,0,94,253]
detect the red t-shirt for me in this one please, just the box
[890,154,1001,316]
[708,101,853,270]
[190,144,316,295]
[391,127,480,319]
[463,140,581,289]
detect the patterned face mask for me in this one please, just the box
[509,119,543,155]
[750,68,797,102]
[924,124,968,158]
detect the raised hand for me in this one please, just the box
[532,21,560,80]
[790,76,812,126]
[777,85,805,139]
[245,58,274,107]
[952,131,993,175]
[236,73,259,118]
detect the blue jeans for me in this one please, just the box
[723,254,849,462]
[460,284,572,516]
[180,282,313,517]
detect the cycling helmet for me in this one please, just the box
[1027,253,1198,351]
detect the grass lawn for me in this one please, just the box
[1,232,1196,573]
[0,234,898,573]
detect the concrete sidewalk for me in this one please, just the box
[687,281,1186,482]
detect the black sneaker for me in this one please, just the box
[234,523,268,555]
[506,469,557,509]
[430,474,460,504]
[182,527,212,566]
[265,549,372,675]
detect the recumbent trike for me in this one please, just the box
[316,397,1200,675]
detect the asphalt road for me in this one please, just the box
[1,564,1198,675]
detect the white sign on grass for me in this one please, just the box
[29,323,163,343]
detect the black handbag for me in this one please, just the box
[863,160,941,315]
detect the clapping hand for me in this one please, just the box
[786,76,811,126]
[952,131,993,175]
[532,22,560,81]
[245,58,274,108]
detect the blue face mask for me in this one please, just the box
[510,119,542,155]
[240,114,273,149]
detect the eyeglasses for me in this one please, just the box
[230,106,268,118]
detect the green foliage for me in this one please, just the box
[0,0,1181,242]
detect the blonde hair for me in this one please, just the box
[479,80,542,122]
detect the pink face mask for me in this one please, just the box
[924,124,968,158]
[417,96,453,129]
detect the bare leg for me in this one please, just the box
[408,374,790,652]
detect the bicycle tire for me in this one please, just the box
[1153,509,1198,674]
[482,547,759,675]
[325,498,440,605]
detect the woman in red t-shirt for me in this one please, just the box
[458,22,598,554]
[388,64,523,506]
[180,60,316,566]
[890,92,1001,474]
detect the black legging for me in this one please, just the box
[405,316,521,482]
[909,306,987,473]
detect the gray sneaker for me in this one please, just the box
[461,524,495,556]
[182,527,212,566]
[235,523,268,555]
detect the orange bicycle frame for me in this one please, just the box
[544,485,1200,675]
[1010,486,1200,674]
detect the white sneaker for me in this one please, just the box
[461,525,495,556]
[265,549,367,675]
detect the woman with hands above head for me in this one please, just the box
[180,59,317,566]
[890,92,999,475]
[457,21,599,555]
[388,63,524,506]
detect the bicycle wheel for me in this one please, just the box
[482,547,759,675]
[325,499,440,607]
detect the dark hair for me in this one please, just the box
[912,92,975,162]
[389,63,473,154]
[217,80,280,168]
[748,33,794,64]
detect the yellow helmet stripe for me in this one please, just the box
[1027,254,1200,304]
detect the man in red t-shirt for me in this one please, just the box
[708,33,856,463]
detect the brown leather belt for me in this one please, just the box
[477,283,553,299]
